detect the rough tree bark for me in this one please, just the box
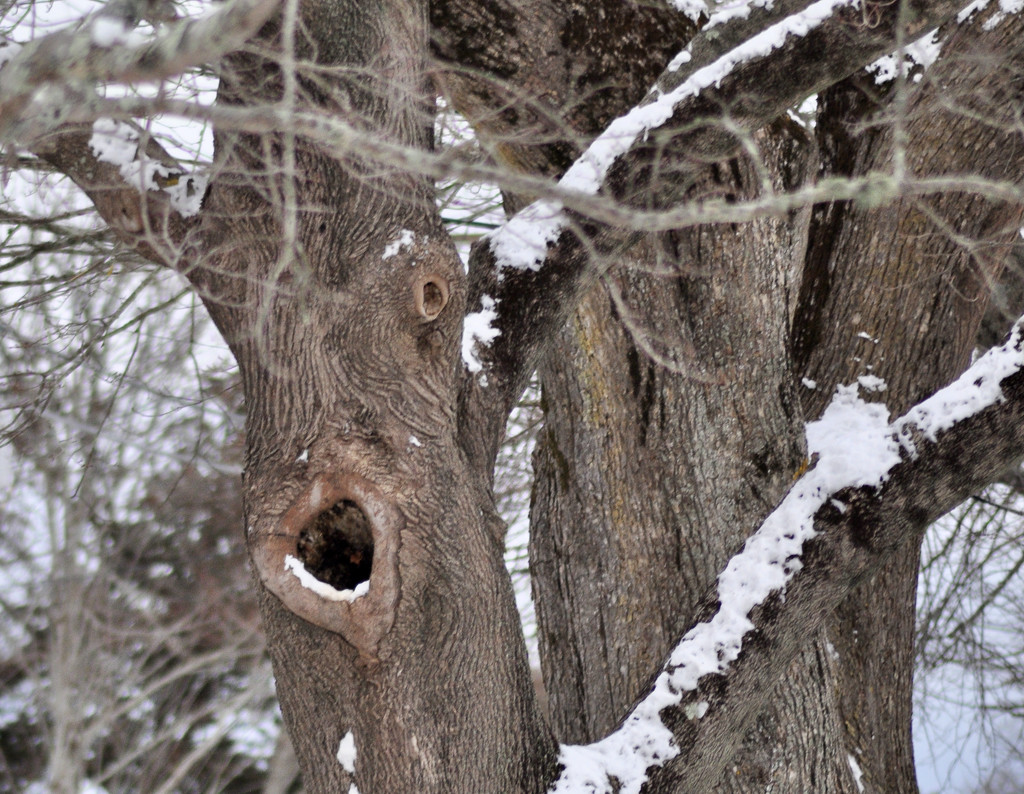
[204,3,556,791]
[6,0,1024,792]
[433,1,1024,792]
[795,19,1024,788]
[524,8,1024,794]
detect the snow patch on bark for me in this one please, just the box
[489,201,563,273]
[337,732,360,793]
[958,0,993,21]
[551,325,1024,793]
[461,296,500,374]
[284,555,369,602]
[89,118,207,217]
[985,0,1024,28]
[954,0,1021,28]
[705,0,775,29]
[847,753,865,792]
[382,229,415,259]
[856,374,886,392]
[869,29,942,84]
[336,731,357,772]
[683,700,709,720]
[667,0,711,22]
[667,48,693,71]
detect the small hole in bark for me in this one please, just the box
[296,499,373,591]
[414,276,449,321]
[423,281,444,312]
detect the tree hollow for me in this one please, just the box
[296,499,374,592]
[250,471,401,655]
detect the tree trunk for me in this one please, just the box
[530,125,863,791]
[203,4,1024,792]
[192,1,555,790]
[532,9,1024,794]
[794,21,1024,788]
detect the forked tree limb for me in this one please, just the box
[456,0,971,461]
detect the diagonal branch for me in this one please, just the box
[548,322,1024,793]
[455,0,972,460]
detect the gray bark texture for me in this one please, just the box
[12,0,1024,791]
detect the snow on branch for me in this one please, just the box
[27,121,206,270]
[89,118,207,217]
[489,0,854,274]
[451,0,971,421]
[958,0,1024,28]
[454,0,975,432]
[0,0,277,143]
[551,323,1024,793]
[461,296,501,378]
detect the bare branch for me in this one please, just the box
[0,0,277,143]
